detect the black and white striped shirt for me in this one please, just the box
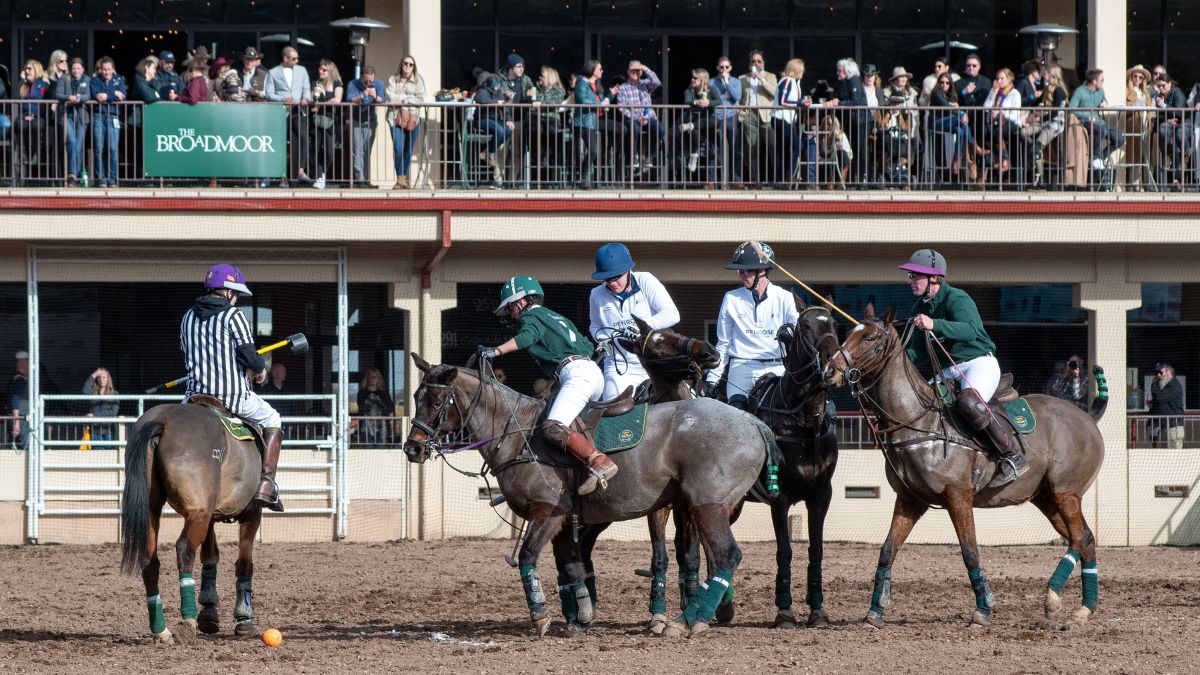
[180,296,263,414]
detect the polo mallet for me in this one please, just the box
[503,518,526,568]
[749,242,858,324]
[145,332,310,394]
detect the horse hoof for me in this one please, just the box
[659,620,688,638]
[1044,588,1063,618]
[576,598,595,625]
[153,628,174,644]
[198,608,220,635]
[234,620,255,637]
[864,611,885,629]
[807,608,830,628]
[1071,607,1093,625]
[687,621,710,638]
[772,610,797,629]
[714,600,735,625]
[648,613,668,635]
[969,609,991,627]
[565,620,589,636]
[532,615,552,637]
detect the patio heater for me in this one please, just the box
[1018,23,1079,79]
[330,17,391,80]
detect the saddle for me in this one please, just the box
[530,387,646,468]
[936,374,1035,488]
[186,394,264,446]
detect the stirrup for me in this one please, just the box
[254,477,285,512]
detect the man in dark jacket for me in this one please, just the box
[1155,77,1189,185]
[154,51,182,100]
[1148,362,1185,448]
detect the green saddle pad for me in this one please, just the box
[593,403,649,453]
[209,408,255,441]
[935,384,1036,436]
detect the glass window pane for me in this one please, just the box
[498,31,584,85]
[587,0,652,28]
[442,29,494,90]
[299,0,357,24]
[1166,1,1200,31]
[948,0,1034,32]
[792,0,855,31]
[225,0,294,24]
[656,0,721,29]
[862,1,943,30]
[792,36,855,93]
[497,0,582,27]
[155,0,218,25]
[85,0,153,23]
[1167,34,1200,91]
[21,29,87,67]
[1128,0,1162,32]
[728,36,791,79]
[15,0,76,21]
[1128,33,1163,74]
[724,0,788,28]
[860,32,940,83]
[443,0,495,26]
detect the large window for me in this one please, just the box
[1129,0,1200,88]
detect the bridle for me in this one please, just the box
[638,329,712,399]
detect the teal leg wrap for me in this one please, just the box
[766,464,780,497]
[1048,549,1080,593]
[806,561,824,610]
[146,590,167,634]
[557,573,578,623]
[681,569,733,625]
[1081,562,1098,610]
[234,576,253,624]
[583,560,597,606]
[650,571,667,615]
[775,568,792,611]
[199,564,218,608]
[969,568,996,614]
[178,572,197,620]
[869,566,892,616]
[1095,370,1108,399]
[520,564,547,616]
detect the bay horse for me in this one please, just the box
[824,306,1107,627]
[404,353,775,638]
[120,402,266,642]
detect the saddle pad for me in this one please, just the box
[210,408,254,441]
[1001,398,1036,435]
[593,403,649,453]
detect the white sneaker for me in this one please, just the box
[1091,158,1104,170]
[313,175,326,190]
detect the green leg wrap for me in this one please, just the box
[649,571,667,615]
[178,572,197,620]
[869,566,892,616]
[681,569,733,625]
[969,568,996,614]
[583,560,597,606]
[1081,562,1098,610]
[199,563,218,608]
[146,590,167,634]
[766,464,780,497]
[1047,549,1080,593]
[556,573,578,623]
[1094,370,1108,399]
[519,564,547,615]
[234,576,253,624]
[775,568,792,611]
[806,561,824,610]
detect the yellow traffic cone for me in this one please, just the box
[80,425,92,451]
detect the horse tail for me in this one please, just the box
[749,420,784,500]
[1089,365,1109,423]
[121,417,163,575]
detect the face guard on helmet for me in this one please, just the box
[204,263,252,296]
[494,275,545,316]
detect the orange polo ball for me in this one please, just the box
[262,628,283,647]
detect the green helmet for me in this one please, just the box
[495,275,545,315]
[724,241,776,270]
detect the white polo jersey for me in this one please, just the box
[707,281,800,385]
[589,271,680,398]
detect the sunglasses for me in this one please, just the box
[906,272,928,280]
[1068,362,1079,369]
[403,62,414,66]
[718,65,731,70]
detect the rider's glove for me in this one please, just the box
[702,381,720,399]
[478,345,498,361]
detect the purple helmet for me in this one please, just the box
[898,249,946,278]
[204,263,253,296]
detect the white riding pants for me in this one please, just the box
[547,358,606,427]
[185,391,281,428]
[601,356,649,399]
[935,354,1001,402]
[725,358,785,402]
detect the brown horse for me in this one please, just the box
[824,306,1107,627]
[120,403,265,642]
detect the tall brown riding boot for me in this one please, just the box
[956,389,1026,486]
[254,428,285,512]
[564,431,618,496]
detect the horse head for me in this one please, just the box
[789,298,841,380]
[404,353,467,463]
[618,315,721,371]
[823,305,899,388]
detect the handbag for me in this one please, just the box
[398,108,420,131]
[313,113,334,130]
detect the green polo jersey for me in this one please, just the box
[513,305,595,376]
[905,283,996,369]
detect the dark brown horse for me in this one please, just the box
[824,306,1107,627]
[120,403,265,642]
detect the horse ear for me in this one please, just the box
[411,353,431,373]
[444,368,459,383]
[864,302,875,318]
[882,305,897,324]
[633,315,652,336]
[792,291,807,310]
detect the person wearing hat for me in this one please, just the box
[181,264,285,511]
[588,243,680,399]
[881,66,920,182]
[1148,363,1184,448]
[9,350,29,449]
[210,56,242,101]
[501,54,535,179]
[860,64,881,107]
[154,50,182,99]
[899,249,1026,485]
[704,242,799,410]
[481,276,618,496]
[238,46,268,101]
[189,46,211,68]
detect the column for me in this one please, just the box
[1076,254,1140,547]
[1088,0,1127,105]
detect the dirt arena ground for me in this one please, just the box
[0,539,1196,673]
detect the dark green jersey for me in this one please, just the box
[514,305,595,376]
[905,283,996,369]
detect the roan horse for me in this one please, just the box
[824,307,1107,627]
[404,353,775,637]
[121,402,267,642]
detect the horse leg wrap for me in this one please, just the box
[679,569,700,609]
[649,571,667,616]
[806,561,824,610]
[146,590,167,634]
[766,463,780,497]
[234,576,254,624]
[1081,562,1098,611]
[1047,549,1080,594]
[520,564,547,616]
[682,570,733,625]
[178,572,197,620]
[774,568,792,611]
[557,573,579,623]
[869,566,892,616]
[969,568,996,614]
[199,564,218,609]
[583,559,598,606]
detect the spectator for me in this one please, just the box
[710,55,743,188]
[738,50,778,185]
[1148,363,1184,448]
[310,59,344,191]
[861,64,881,107]
[616,59,664,174]
[347,64,387,186]
[386,55,426,190]
[83,367,120,443]
[54,57,90,186]
[530,65,566,178]
[264,46,314,185]
[980,67,1023,174]
[45,50,68,176]
[132,57,164,103]
[90,56,126,188]
[1184,80,1200,182]
[356,368,395,448]
[772,58,809,184]
[1044,360,1067,394]
[919,56,959,106]
[957,53,992,108]
[1016,60,1042,108]
[1070,68,1123,171]
[46,50,68,85]
[930,72,982,175]
[1020,65,1068,178]
[493,368,508,385]
[472,67,512,188]
[177,57,210,104]
[1048,356,1089,412]
[154,51,182,100]
[188,46,212,72]
[1126,64,1152,106]
[500,53,534,179]
[9,351,29,449]
[0,76,10,140]
[261,362,298,417]
[826,58,869,184]
[16,60,49,180]
[210,56,243,102]
[1155,76,1188,188]
[237,47,268,101]
[880,66,920,181]
[572,59,619,190]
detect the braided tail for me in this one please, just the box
[1089,365,1108,423]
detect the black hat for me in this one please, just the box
[505,53,525,70]
[241,46,263,60]
[862,63,878,78]
[1155,362,1173,371]
[159,51,176,63]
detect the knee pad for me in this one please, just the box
[541,420,571,446]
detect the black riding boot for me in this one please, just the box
[956,389,1026,486]
[254,428,285,512]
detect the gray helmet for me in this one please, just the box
[898,248,947,277]
[724,241,776,270]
